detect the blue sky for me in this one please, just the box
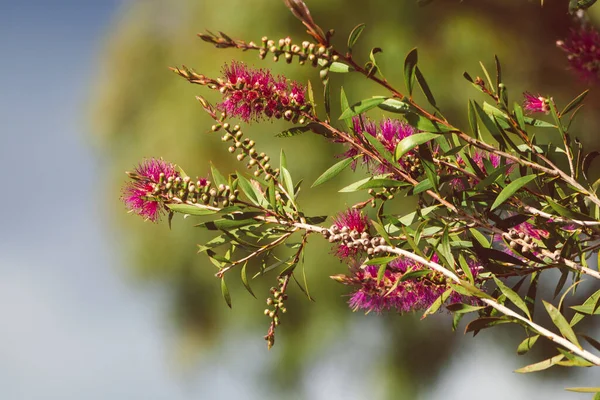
[0,1,597,399]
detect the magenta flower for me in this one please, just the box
[557,27,600,82]
[332,209,370,259]
[340,115,416,174]
[122,158,179,222]
[347,256,479,314]
[448,151,514,191]
[514,221,549,240]
[523,92,550,114]
[218,61,308,122]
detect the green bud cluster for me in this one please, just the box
[150,174,239,208]
[263,276,289,349]
[213,122,280,180]
[259,36,338,67]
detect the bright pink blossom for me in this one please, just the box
[523,92,550,114]
[218,61,307,122]
[122,158,178,222]
[341,115,416,174]
[557,27,600,82]
[348,256,480,314]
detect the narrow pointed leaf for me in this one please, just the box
[221,277,232,308]
[543,300,581,348]
[404,48,418,96]
[490,174,537,210]
[312,157,355,188]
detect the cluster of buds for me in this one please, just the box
[264,275,289,349]
[322,224,386,257]
[158,175,238,208]
[367,186,400,206]
[506,228,540,255]
[213,122,280,180]
[259,36,337,67]
[122,159,241,221]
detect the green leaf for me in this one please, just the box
[312,157,356,188]
[404,48,418,96]
[469,228,490,248]
[338,174,389,192]
[514,102,526,131]
[473,101,503,140]
[543,300,581,348]
[473,164,509,191]
[368,256,397,265]
[405,113,454,133]
[494,277,532,320]
[395,132,438,160]
[220,277,232,308]
[378,98,412,114]
[565,388,600,394]
[468,101,480,139]
[357,178,407,190]
[329,61,354,73]
[210,163,227,187]
[517,335,539,355]
[415,66,437,108]
[280,166,295,201]
[465,316,510,334]
[514,354,564,373]
[166,204,217,216]
[340,87,351,130]
[240,262,256,298]
[561,89,589,116]
[276,125,312,138]
[339,96,388,120]
[446,303,485,314]
[371,220,391,244]
[413,178,433,194]
[421,288,453,319]
[490,174,537,210]
[237,173,261,205]
[347,23,366,55]
[376,263,388,284]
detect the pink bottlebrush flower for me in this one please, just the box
[523,92,550,114]
[122,158,179,222]
[448,151,514,191]
[347,255,479,314]
[514,221,549,240]
[557,27,600,82]
[218,61,308,122]
[332,209,370,259]
[339,115,416,174]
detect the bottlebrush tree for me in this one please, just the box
[121,0,600,394]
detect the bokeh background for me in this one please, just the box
[1,0,599,398]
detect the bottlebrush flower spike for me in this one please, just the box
[218,61,309,122]
[557,26,600,82]
[341,115,416,173]
[332,209,370,259]
[522,92,550,114]
[122,158,179,222]
[347,256,480,314]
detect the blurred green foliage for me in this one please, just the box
[90,0,600,397]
